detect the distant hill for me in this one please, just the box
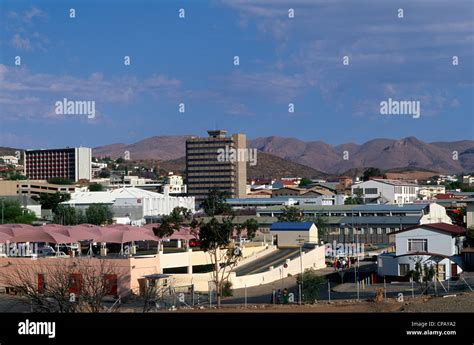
[94,136,188,161]
[2,135,468,176]
[248,136,474,174]
[158,152,327,180]
[0,147,20,156]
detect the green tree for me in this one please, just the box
[305,214,329,237]
[345,188,364,205]
[0,199,36,224]
[85,204,113,225]
[88,183,104,192]
[466,226,474,246]
[277,206,304,222]
[53,205,85,225]
[297,269,326,303]
[154,207,193,238]
[47,177,73,185]
[201,189,232,216]
[299,178,312,188]
[98,169,111,178]
[197,216,257,307]
[409,259,436,294]
[362,167,382,181]
[33,193,71,213]
[7,173,27,180]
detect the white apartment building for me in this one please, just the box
[377,223,465,280]
[62,187,195,225]
[351,179,419,204]
[0,155,19,166]
[463,175,474,186]
[418,185,446,200]
[163,174,187,194]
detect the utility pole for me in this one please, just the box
[1,198,4,224]
[299,241,303,305]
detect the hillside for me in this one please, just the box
[158,152,327,180]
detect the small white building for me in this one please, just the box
[377,223,465,280]
[418,185,446,200]
[351,179,419,204]
[0,155,19,166]
[270,222,318,248]
[163,174,187,194]
[62,187,195,225]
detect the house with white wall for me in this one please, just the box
[418,185,446,200]
[270,222,318,248]
[62,187,195,225]
[351,179,419,204]
[377,223,466,281]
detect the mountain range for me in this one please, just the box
[93,135,474,175]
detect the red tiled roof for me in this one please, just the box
[434,193,457,199]
[391,223,466,236]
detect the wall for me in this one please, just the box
[270,227,318,248]
[466,202,474,228]
[420,203,452,224]
[171,245,326,291]
[395,227,454,256]
[377,254,463,280]
[0,257,132,297]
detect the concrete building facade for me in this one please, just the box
[185,130,247,203]
[377,223,465,281]
[351,179,419,204]
[24,147,92,182]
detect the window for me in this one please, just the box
[399,264,410,276]
[408,239,428,252]
[436,264,446,281]
[69,273,83,294]
[38,273,46,293]
[364,188,378,195]
[104,274,118,296]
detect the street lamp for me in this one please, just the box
[340,221,360,300]
[296,233,311,305]
[1,198,4,224]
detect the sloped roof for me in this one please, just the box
[63,187,166,205]
[390,223,466,236]
[270,222,314,231]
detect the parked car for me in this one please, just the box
[189,239,201,247]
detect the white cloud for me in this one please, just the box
[0,65,182,121]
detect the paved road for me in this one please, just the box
[233,248,300,276]
[223,262,377,304]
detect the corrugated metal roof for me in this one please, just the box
[336,216,421,225]
[259,204,428,212]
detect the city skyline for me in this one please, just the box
[0,0,473,149]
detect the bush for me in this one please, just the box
[221,280,233,297]
[297,269,326,303]
[47,177,73,185]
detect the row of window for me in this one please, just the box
[330,227,400,235]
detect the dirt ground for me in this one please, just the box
[2,291,473,313]
[158,292,474,313]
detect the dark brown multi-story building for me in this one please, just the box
[186,130,247,203]
[24,147,91,181]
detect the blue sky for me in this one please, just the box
[0,0,473,149]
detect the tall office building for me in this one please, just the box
[24,147,92,181]
[186,130,247,203]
